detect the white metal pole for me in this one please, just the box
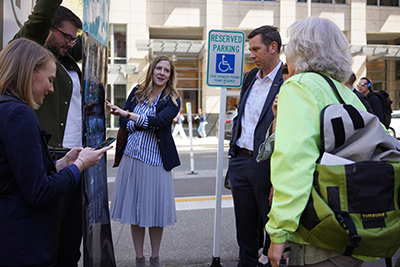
[187,102,196,174]
[213,87,227,260]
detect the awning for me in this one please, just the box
[136,41,400,61]
[107,64,138,76]
[136,39,205,56]
[350,44,400,60]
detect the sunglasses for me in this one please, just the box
[357,83,367,87]
[53,28,77,44]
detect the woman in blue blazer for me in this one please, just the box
[0,38,111,266]
[106,55,180,267]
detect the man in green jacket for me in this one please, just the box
[12,1,84,266]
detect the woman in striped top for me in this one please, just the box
[106,55,181,267]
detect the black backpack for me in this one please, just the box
[374,91,393,129]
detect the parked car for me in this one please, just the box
[389,110,400,138]
[224,110,237,140]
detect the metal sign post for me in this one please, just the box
[206,29,244,267]
[186,102,197,175]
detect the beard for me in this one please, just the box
[44,34,66,59]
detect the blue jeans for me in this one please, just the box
[197,122,207,137]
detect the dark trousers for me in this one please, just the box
[50,150,83,267]
[259,217,271,256]
[229,151,272,267]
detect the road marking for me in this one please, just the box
[175,195,233,211]
[175,195,232,202]
[109,195,234,211]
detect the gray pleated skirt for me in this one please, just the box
[110,154,177,227]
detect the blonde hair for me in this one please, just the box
[0,38,55,109]
[135,55,179,106]
[285,16,353,82]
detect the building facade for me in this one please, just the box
[82,0,400,134]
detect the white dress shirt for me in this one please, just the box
[236,62,282,151]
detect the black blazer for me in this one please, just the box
[229,67,283,160]
[119,86,181,171]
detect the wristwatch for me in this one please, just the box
[125,111,131,118]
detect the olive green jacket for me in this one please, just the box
[12,0,82,148]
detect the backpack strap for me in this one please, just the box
[309,71,345,104]
[335,210,361,256]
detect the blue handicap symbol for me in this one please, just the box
[216,54,234,74]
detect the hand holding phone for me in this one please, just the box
[95,137,116,150]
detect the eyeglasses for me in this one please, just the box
[53,28,77,44]
[357,83,367,87]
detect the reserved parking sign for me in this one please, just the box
[207,30,245,88]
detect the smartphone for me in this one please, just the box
[95,137,116,150]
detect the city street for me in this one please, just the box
[80,136,399,267]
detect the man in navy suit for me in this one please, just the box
[228,25,283,267]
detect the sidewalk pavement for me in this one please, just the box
[85,136,238,267]
[173,136,228,148]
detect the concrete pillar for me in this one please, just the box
[350,0,367,80]
[203,0,223,115]
[279,0,297,46]
[110,0,148,94]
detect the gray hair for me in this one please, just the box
[285,16,353,82]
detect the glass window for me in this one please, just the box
[106,85,111,128]
[114,85,127,110]
[106,84,127,128]
[367,0,399,5]
[380,0,399,6]
[298,0,345,3]
[396,61,400,80]
[174,56,202,115]
[108,24,127,64]
[179,89,199,115]
[366,59,387,91]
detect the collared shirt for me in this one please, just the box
[236,61,282,151]
[124,94,163,166]
[62,69,82,148]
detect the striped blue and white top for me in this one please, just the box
[124,94,163,167]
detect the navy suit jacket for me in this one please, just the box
[0,96,78,265]
[119,86,181,171]
[229,67,283,184]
